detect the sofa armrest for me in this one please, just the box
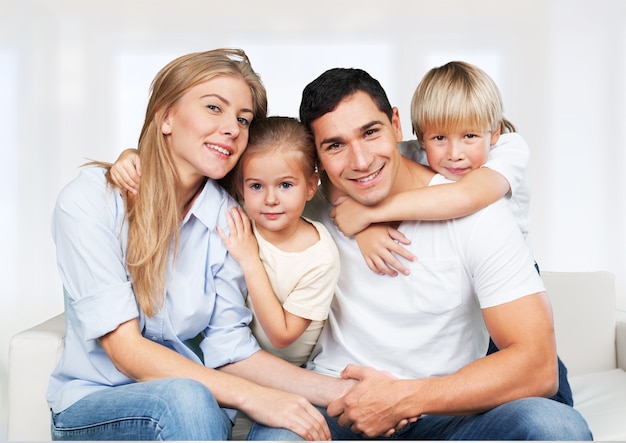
[617,310,626,371]
[8,313,66,441]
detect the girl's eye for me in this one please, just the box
[250,183,262,191]
[279,182,293,190]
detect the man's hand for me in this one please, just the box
[327,365,420,438]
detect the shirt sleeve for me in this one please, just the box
[199,192,261,368]
[460,200,544,308]
[52,167,139,341]
[483,132,529,196]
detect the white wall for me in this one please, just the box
[1,0,625,438]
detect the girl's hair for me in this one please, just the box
[227,116,317,202]
[96,49,267,316]
[410,61,515,142]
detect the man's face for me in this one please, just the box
[310,91,403,206]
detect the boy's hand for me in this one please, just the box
[110,148,141,194]
[329,198,371,237]
[355,224,415,276]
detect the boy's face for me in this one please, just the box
[421,127,500,181]
[310,91,404,206]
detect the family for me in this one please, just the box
[47,48,592,440]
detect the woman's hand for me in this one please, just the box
[242,388,331,441]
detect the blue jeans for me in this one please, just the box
[51,378,233,440]
[248,397,592,441]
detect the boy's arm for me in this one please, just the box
[217,207,311,348]
[332,168,510,237]
[109,148,141,194]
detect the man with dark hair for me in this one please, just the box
[295,67,591,441]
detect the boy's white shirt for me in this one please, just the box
[398,132,533,254]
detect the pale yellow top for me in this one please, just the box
[247,218,340,366]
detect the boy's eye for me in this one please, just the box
[434,135,445,141]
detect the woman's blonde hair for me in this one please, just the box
[410,61,515,142]
[226,116,317,202]
[99,49,266,316]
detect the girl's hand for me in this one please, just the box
[329,198,371,237]
[217,207,259,267]
[110,148,141,194]
[354,224,415,277]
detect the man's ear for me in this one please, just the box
[391,107,403,142]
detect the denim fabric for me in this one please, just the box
[51,378,232,441]
[249,398,592,441]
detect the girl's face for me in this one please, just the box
[161,75,255,187]
[421,126,500,181]
[241,147,318,239]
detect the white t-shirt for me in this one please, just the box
[306,176,544,379]
[399,132,532,253]
[248,218,340,366]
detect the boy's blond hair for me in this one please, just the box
[410,61,515,142]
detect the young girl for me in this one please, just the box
[329,60,572,407]
[217,116,339,367]
[48,49,343,441]
[111,116,340,368]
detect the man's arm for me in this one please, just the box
[327,291,558,437]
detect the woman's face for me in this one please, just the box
[161,75,255,185]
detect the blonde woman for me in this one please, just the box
[47,49,344,441]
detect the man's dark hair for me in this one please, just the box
[299,68,394,132]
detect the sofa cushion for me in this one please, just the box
[570,368,626,441]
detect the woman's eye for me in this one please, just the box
[206,104,220,112]
[238,117,250,127]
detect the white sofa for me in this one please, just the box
[7,271,626,441]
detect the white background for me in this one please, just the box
[1,0,625,437]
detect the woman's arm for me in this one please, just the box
[101,319,332,440]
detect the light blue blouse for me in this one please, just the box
[47,167,259,414]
